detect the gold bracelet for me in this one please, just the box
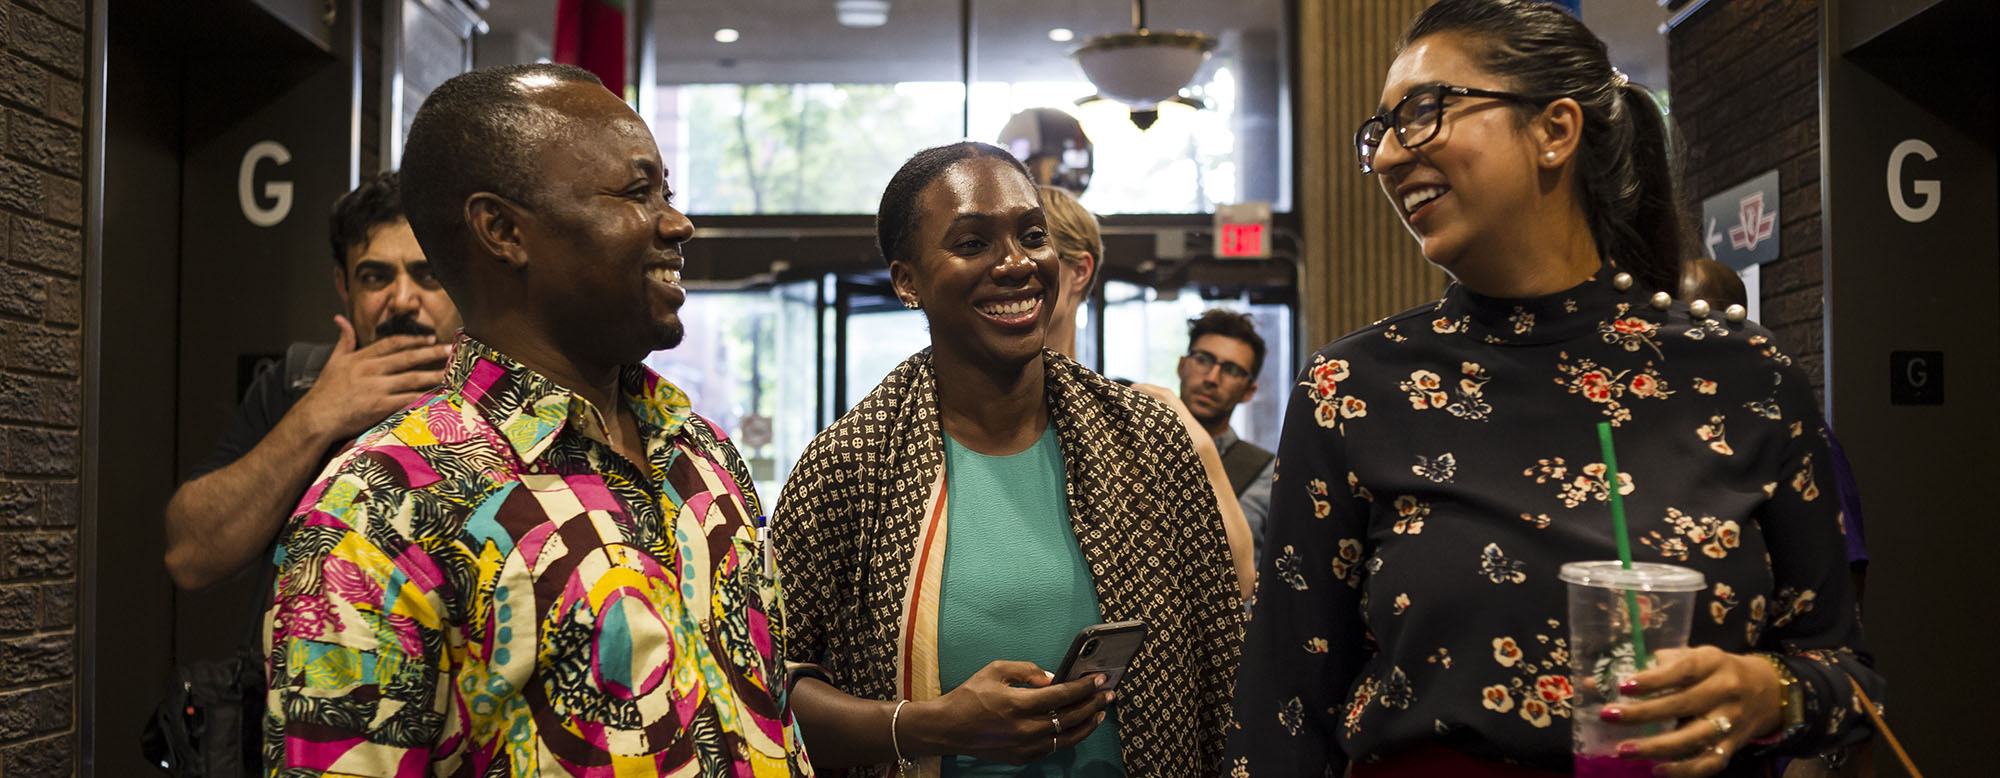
[1750,652,1806,745]
[891,699,913,766]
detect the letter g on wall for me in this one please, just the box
[1887,138,1941,224]
[239,140,294,227]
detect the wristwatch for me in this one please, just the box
[1749,652,1808,746]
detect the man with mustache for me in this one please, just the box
[1177,309,1277,567]
[163,171,461,590]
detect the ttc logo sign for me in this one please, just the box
[1727,190,1776,252]
[1701,169,1781,270]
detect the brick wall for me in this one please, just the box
[1669,0,1826,400]
[0,0,85,768]
[0,0,85,774]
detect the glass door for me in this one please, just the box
[643,280,818,503]
[833,275,933,417]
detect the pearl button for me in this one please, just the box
[1650,291,1672,310]
[1689,299,1711,318]
[1612,272,1634,291]
[1725,304,1748,323]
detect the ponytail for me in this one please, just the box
[1599,83,1686,293]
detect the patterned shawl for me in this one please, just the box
[773,348,1244,777]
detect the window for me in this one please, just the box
[656,66,1250,215]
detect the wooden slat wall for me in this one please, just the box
[1297,0,1449,350]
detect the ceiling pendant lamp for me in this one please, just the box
[1069,0,1216,130]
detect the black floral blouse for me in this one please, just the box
[1227,268,1882,775]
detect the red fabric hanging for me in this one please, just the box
[553,0,626,96]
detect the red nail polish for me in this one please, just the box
[1619,679,1641,694]
[1599,707,1623,723]
[1617,743,1639,758]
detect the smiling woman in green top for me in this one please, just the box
[772,142,1247,777]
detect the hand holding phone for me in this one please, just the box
[1052,620,1147,690]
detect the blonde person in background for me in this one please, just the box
[1038,185,1098,362]
[1037,184,1259,598]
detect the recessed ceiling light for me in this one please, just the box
[714,28,740,43]
[1048,28,1075,43]
[835,0,890,28]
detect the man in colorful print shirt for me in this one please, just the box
[261,63,812,776]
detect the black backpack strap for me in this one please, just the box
[282,342,335,395]
[1218,439,1276,495]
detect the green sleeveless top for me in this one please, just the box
[937,426,1123,778]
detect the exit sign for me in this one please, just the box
[1215,202,1272,258]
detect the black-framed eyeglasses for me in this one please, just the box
[1355,84,1553,173]
[1186,349,1252,381]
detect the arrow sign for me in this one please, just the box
[1700,169,1781,270]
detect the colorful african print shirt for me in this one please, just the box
[1228,268,1882,775]
[263,336,811,778]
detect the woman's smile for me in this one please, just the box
[974,290,1045,327]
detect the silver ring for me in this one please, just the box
[1050,713,1061,754]
[1713,744,1727,756]
[1709,715,1733,737]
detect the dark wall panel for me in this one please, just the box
[1824,0,2000,770]
[171,4,356,665]
[93,3,184,774]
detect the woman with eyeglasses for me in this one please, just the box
[1227,2,1881,776]
[773,142,1244,777]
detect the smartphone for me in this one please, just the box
[1052,620,1148,690]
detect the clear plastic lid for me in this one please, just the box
[1558,560,1706,592]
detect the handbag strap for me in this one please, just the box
[1848,675,1921,777]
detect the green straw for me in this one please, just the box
[1596,421,1650,671]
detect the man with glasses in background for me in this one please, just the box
[1177,310,1276,567]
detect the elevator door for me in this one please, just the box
[1824,0,1999,771]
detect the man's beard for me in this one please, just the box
[1187,393,1233,430]
[374,313,436,339]
[651,318,685,352]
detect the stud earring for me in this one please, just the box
[1545,151,1557,161]
[902,297,921,310]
